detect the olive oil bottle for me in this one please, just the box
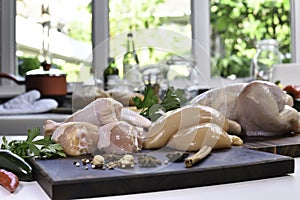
[103,57,119,90]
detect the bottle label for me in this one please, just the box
[106,74,119,90]
[123,64,140,80]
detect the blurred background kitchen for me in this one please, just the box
[1,0,300,133]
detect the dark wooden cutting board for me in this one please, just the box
[28,147,294,200]
[243,133,300,157]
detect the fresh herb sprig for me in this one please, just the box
[133,84,159,118]
[1,128,66,159]
[133,84,187,121]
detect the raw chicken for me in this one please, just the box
[167,123,243,151]
[190,83,247,120]
[66,97,123,126]
[191,81,300,136]
[44,98,151,136]
[120,108,152,128]
[237,81,300,136]
[141,104,243,167]
[44,98,123,136]
[97,121,145,153]
[167,122,243,167]
[143,105,241,149]
[51,120,145,155]
[45,97,151,155]
[51,122,99,156]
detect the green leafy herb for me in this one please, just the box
[1,128,66,159]
[133,84,159,118]
[134,85,187,121]
[160,87,187,111]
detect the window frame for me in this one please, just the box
[0,0,16,83]
[1,0,299,88]
[291,0,300,63]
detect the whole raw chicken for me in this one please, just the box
[190,81,300,136]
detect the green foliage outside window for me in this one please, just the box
[60,0,292,80]
[18,56,40,76]
[210,0,290,78]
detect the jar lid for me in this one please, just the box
[257,39,279,47]
[26,62,66,76]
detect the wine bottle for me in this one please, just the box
[103,57,119,90]
[123,32,140,83]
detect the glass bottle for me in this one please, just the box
[122,32,141,85]
[103,57,119,90]
[251,39,282,81]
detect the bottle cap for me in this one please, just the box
[108,57,115,64]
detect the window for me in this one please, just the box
[210,0,291,80]
[108,0,191,64]
[1,0,300,89]
[107,0,192,88]
[16,0,92,82]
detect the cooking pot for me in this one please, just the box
[0,62,67,104]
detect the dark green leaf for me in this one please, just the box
[33,136,54,146]
[1,136,9,149]
[26,128,41,142]
[0,128,66,159]
[27,143,41,156]
[135,85,187,121]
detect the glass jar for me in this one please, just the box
[251,39,282,81]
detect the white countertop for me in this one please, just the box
[0,157,299,200]
[0,132,299,200]
[0,113,69,135]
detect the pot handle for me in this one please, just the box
[0,73,25,85]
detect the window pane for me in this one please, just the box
[108,0,192,77]
[210,0,291,79]
[16,0,92,82]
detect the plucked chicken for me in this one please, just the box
[166,123,243,151]
[143,104,243,167]
[44,98,123,136]
[51,122,99,156]
[97,121,145,154]
[143,104,241,149]
[191,80,300,136]
[167,122,243,167]
[44,98,151,136]
[45,98,151,155]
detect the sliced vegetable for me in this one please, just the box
[0,169,19,193]
[0,149,33,181]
